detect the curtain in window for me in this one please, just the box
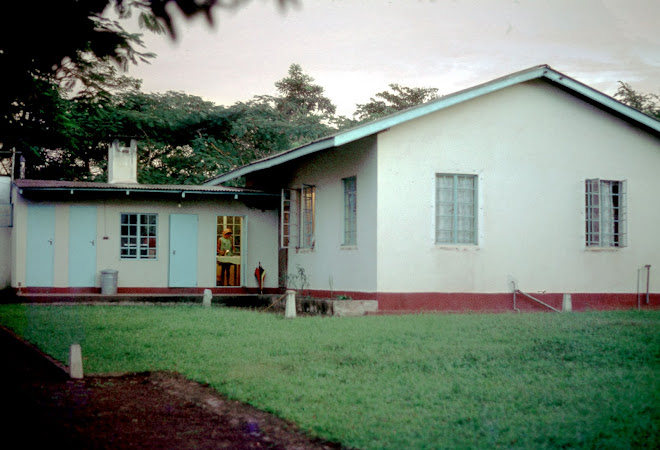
[436,174,476,244]
[456,176,476,243]
[585,179,600,245]
[600,181,614,247]
[436,175,455,243]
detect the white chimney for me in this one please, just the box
[108,139,138,184]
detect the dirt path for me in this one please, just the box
[0,328,344,449]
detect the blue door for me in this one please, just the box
[68,206,97,287]
[26,205,55,287]
[169,214,198,287]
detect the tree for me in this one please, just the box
[354,84,439,122]
[252,64,338,147]
[16,58,142,181]
[0,0,295,174]
[274,64,337,118]
[614,82,660,119]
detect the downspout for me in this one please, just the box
[638,265,652,309]
[645,265,651,305]
[637,267,641,310]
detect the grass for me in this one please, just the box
[0,304,658,448]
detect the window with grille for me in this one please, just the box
[301,185,315,248]
[585,179,626,247]
[435,174,477,244]
[343,176,357,246]
[120,213,158,259]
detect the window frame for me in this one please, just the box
[342,176,357,246]
[301,185,316,249]
[120,213,158,260]
[585,179,627,248]
[435,173,478,245]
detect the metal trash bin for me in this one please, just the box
[100,269,118,295]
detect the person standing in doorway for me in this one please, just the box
[218,228,234,285]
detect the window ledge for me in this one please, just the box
[434,244,480,251]
[296,247,314,254]
[585,247,624,252]
[340,245,357,250]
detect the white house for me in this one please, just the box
[9,141,280,294]
[206,65,660,312]
[0,176,11,289]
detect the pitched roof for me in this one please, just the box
[205,65,660,186]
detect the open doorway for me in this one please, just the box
[217,216,242,287]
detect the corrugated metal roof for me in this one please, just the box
[14,179,274,196]
[205,64,660,186]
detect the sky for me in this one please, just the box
[119,0,660,117]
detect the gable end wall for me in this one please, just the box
[375,80,660,296]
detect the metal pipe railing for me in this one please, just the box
[514,289,561,313]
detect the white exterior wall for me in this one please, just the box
[285,137,378,294]
[0,228,10,289]
[376,80,660,294]
[0,177,10,289]
[11,194,278,289]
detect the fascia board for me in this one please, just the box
[16,186,276,196]
[207,65,659,185]
[542,70,660,133]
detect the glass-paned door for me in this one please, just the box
[217,216,243,286]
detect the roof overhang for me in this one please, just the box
[13,179,279,198]
[205,65,660,186]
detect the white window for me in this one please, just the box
[280,186,315,249]
[120,213,158,259]
[343,176,357,245]
[585,179,626,247]
[281,189,298,249]
[435,174,477,244]
[301,185,316,248]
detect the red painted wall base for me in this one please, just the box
[305,290,659,312]
[376,292,660,312]
[8,287,659,312]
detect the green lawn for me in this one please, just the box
[0,304,658,448]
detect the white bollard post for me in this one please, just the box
[562,293,572,312]
[69,344,83,379]
[202,289,213,307]
[285,289,296,319]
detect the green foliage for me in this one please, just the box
[0,0,297,181]
[0,0,162,157]
[9,61,344,183]
[274,64,337,118]
[1,306,657,449]
[354,83,439,122]
[283,265,310,293]
[614,81,660,119]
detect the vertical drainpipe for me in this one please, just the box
[645,265,651,305]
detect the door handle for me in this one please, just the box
[90,240,95,246]
[172,250,176,255]
[48,239,53,245]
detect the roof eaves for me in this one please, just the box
[204,136,335,185]
[540,69,660,134]
[204,64,659,185]
[206,66,550,186]
[14,180,277,196]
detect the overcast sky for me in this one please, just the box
[120,0,660,117]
